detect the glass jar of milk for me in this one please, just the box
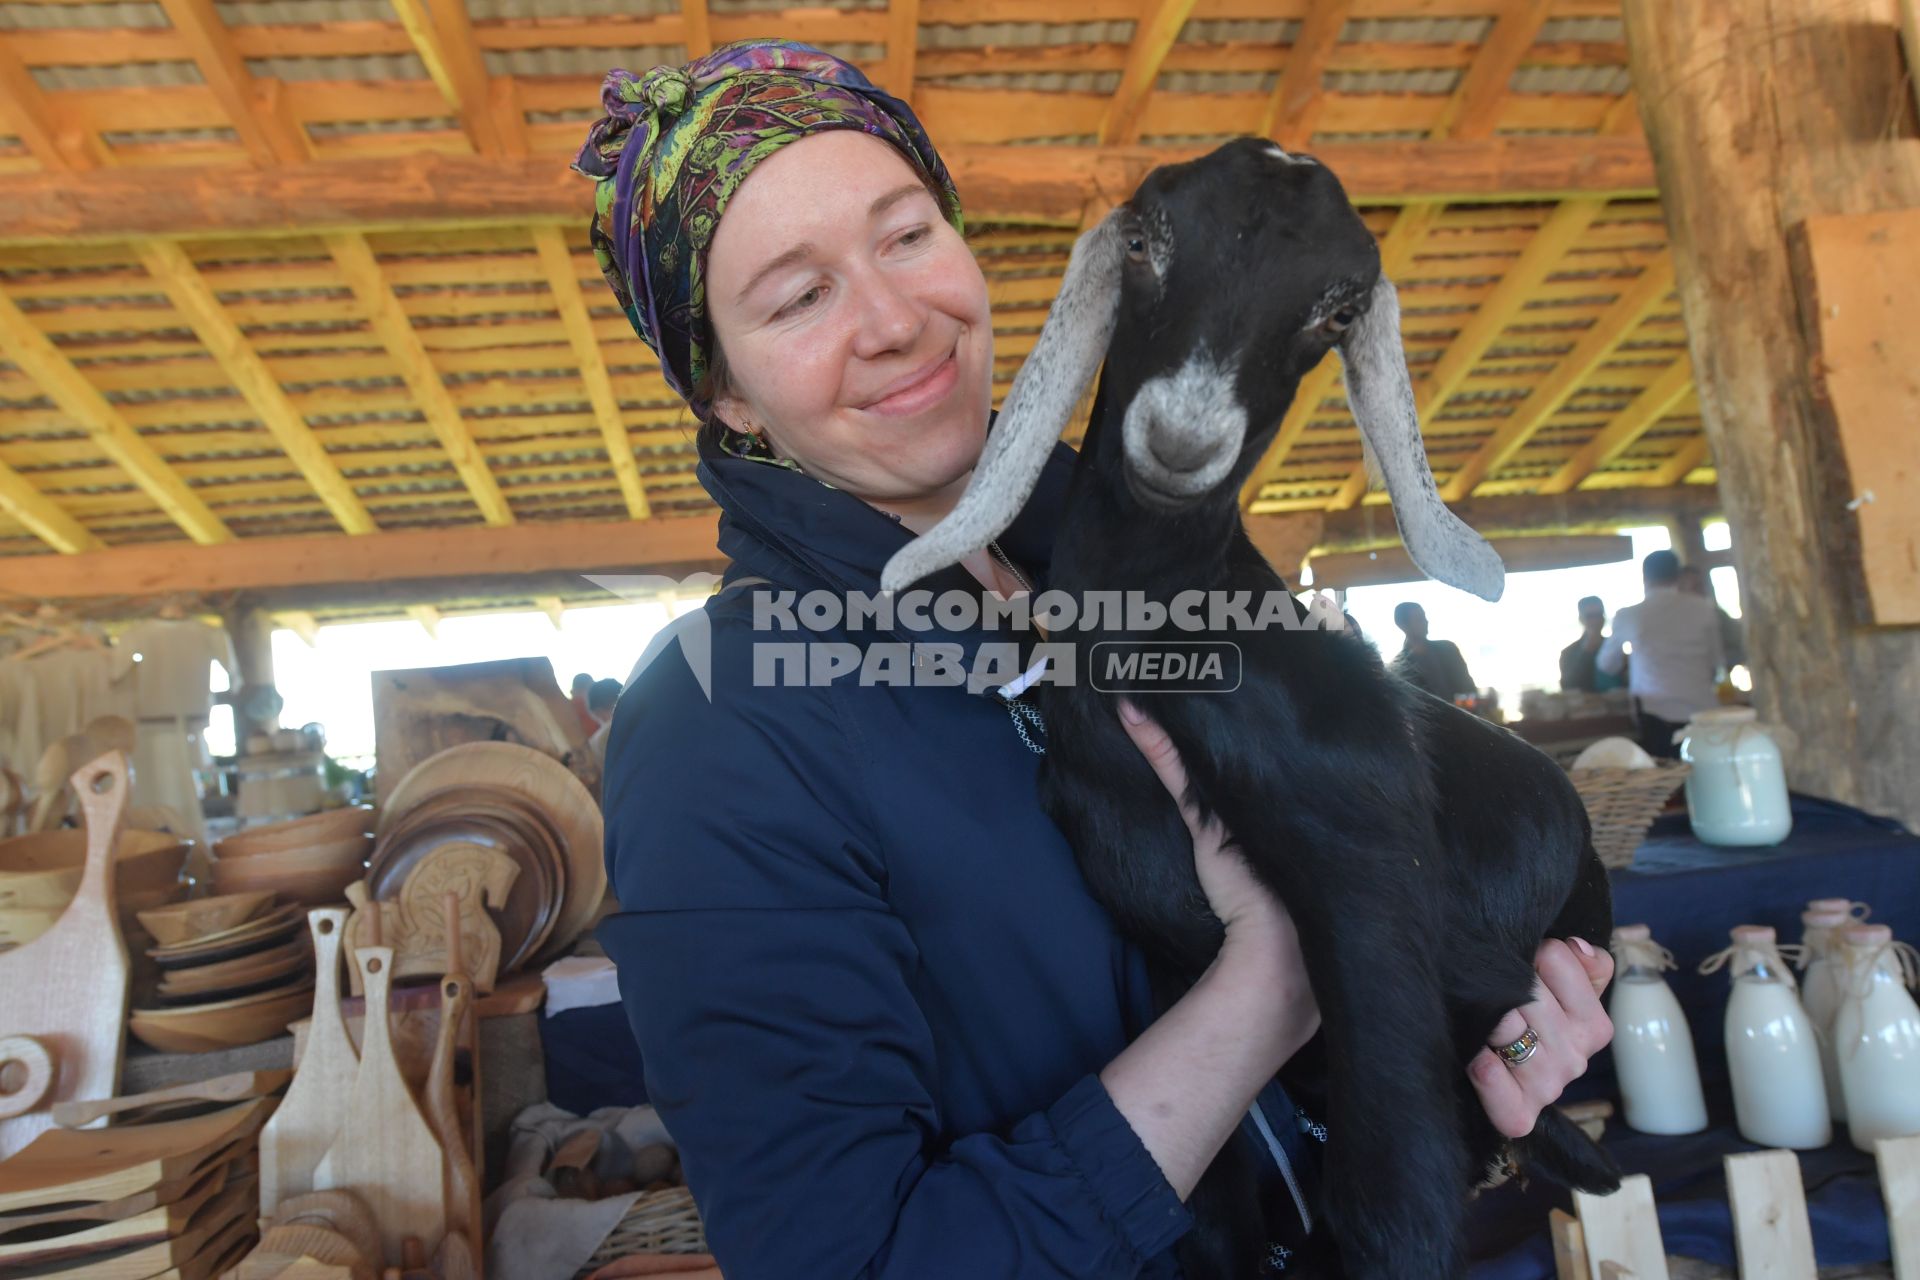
[1679,707,1792,846]
[1608,924,1708,1134]
[1832,923,1920,1152]
[1704,924,1830,1149]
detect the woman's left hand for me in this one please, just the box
[1468,938,1615,1139]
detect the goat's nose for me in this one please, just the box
[1148,421,1217,472]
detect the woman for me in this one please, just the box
[578,41,1614,1278]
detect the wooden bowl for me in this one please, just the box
[215,808,374,858]
[150,902,305,966]
[136,891,276,947]
[157,935,311,1001]
[0,906,61,949]
[129,979,315,1053]
[0,829,189,910]
[209,859,361,908]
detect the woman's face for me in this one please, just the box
[704,131,994,522]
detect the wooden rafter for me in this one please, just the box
[136,242,377,537]
[1541,355,1695,494]
[406,603,442,637]
[390,0,500,154]
[1100,0,1200,145]
[0,462,101,554]
[0,289,232,545]
[537,596,567,629]
[0,37,97,171]
[154,0,296,165]
[883,0,921,103]
[682,0,714,61]
[277,611,323,646]
[1653,435,1712,487]
[324,233,514,527]
[1260,0,1353,149]
[1429,0,1555,141]
[534,227,651,519]
[1440,253,1676,500]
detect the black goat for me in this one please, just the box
[882,139,1621,1278]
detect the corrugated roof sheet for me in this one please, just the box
[1178,18,1297,44]
[938,70,1119,92]
[484,46,683,77]
[1342,16,1494,42]
[245,53,431,81]
[0,2,166,30]
[1324,68,1460,94]
[1512,65,1631,95]
[1156,70,1271,93]
[918,19,1134,49]
[217,0,391,25]
[33,61,204,90]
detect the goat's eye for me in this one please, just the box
[1322,308,1358,335]
[1125,234,1149,262]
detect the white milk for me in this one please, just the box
[1711,925,1830,1149]
[1799,905,1857,1122]
[1832,925,1920,1153]
[1608,925,1708,1134]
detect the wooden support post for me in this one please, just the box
[1666,509,1709,568]
[226,602,279,748]
[1621,0,1920,826]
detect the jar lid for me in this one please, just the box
[1689,707,1758,725]
[1612,924,1651,943]
[1732,924,1776,943]
[1844,924,1892,946]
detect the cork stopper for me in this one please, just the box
[1844,923,1893,947]
[1732,924,1776,944]
[1612,924,1651,943]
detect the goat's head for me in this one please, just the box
[880,137,1505,602]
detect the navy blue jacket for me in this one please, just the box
[599,435,1318,1278]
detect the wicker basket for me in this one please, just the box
[576,1186,710,1278]
[1570,762,1690,869]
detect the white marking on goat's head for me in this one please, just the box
[1264,143,1318,166]
[1121,351,1247,507]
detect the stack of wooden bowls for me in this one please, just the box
[0,827,189,953]
[209,808,373,907]
[128,893,315,1054]
[373,742,605,977]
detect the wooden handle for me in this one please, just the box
[70,751,130,915]
[51,1067,292,1128]
[353,946,397,1059]
[0,1037,55,1121]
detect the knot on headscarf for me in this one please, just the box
[570,39,964,423]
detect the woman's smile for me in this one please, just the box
[857,342,960,418]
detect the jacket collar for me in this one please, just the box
[694,423,1075,681]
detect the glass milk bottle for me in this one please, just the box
[1831,923,1920,1152]
[1706,924,1830,1148]
[1799,898,1870,1121]
[1608,924,1709,1134]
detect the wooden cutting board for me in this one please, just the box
[10,1175,254,1279]
[0,1159,235,1266]
[422,896,479,1249]
[311,946,445,1266]
[259,908,358,1217]
[0,1097,272,1215]
[0,751,135,1162]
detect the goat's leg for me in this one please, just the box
[1288,895,1471,1280]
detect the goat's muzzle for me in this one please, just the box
[1120,353,1247,507]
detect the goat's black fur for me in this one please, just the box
[1028,140,1623,1277]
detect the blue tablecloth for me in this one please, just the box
[1469,793,1920,1278]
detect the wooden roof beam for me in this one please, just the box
[1440,253,1676,500]
[1540,354,1695,493]
[0,36,104,171]
[390,0,502,155]
[0,139,1657,245]
[0,289,231,545]
[533,227,652,519]
[155,0,304,166]
[0,461,102,554]
[136,241,378,536]
[1429,0,1555,141]
[883,0,919,103]
[324,233,514,526]
[1100,0,1200,145]
[1259,0,1353,149]
[1653,436,1712,487]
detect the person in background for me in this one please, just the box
[1559,596,1625,693]
[1599,550,1725,759]
[1390,601,1477,700]
[1677,563,1746,672]
[570,671,599,737]
[587,677,624,727]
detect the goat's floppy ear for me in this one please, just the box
[880,210,1126,593]
[1338,276,1506,602]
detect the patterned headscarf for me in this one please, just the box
[572,40,965,428]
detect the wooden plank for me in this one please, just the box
[1260,0,1353,149]
[0,36,95,171]
[136,242,377,537]
[395,0,501,155]
[0,514,727,600]
[0,290,231,545]
[1790,207,1920,626]
[1880,1134,1920,1280]
[1442,253,1676,499]
[1306,533,1632,589]
[0,139,1660,246]
[1650,434,1711,487]
[532,226,651,519]
[1724,1150,1817,1280]
[682,0,713,60]
[323,233,513,527]
[1573,1174,1670,1280]
[154,0,298,165]
[1099,0,1199,145]
[0,462,101,553]
[1432,0,1555,140]
[1542,354,1694,494]
[1550,1208,1592,1280]
[1309,482,1722,549]
[883,0,919,102]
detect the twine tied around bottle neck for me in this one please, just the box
[1838,937,1920,1000]
[1611,936,1677,973]
[1699,940,1805,986]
